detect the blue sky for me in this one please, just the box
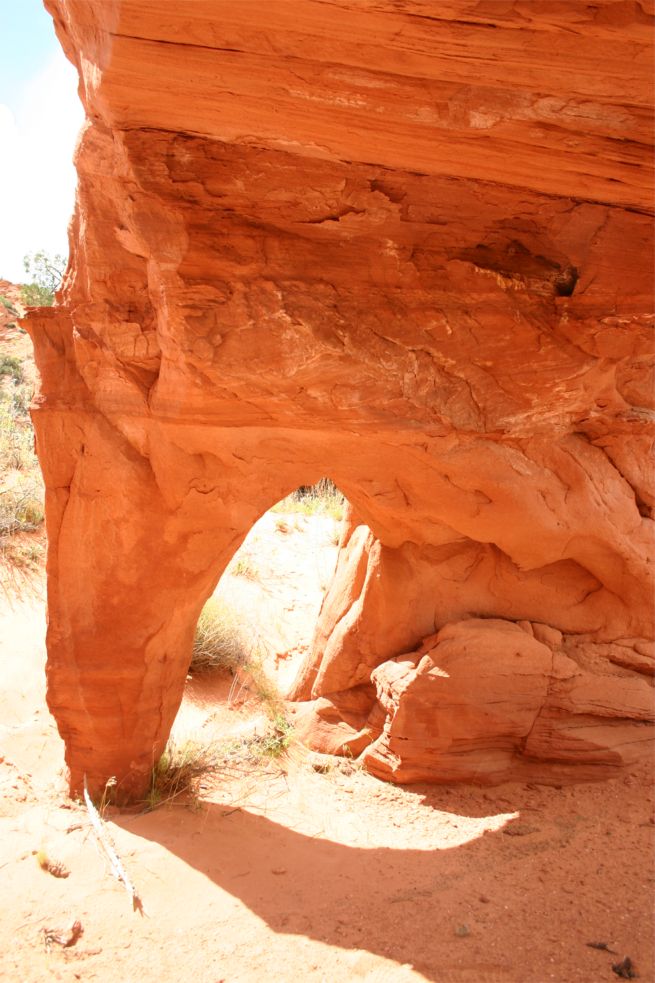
[0,0,59,104]
[0,0,83,280]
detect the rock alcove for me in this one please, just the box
[27,0,654,799]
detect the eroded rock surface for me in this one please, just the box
[29,0,654,796]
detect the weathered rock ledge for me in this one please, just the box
[29,0,654,797]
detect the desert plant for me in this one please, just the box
[0,341,45,590]
[191,598,285,719]
[21,251,65,307]
[216,715,295,766]
[228,645,283,715]
[0,296,18,316]
[2,539,45,569]
[144,714,295,812]
[144,739,221,811]
[0,355,23,383]
[0,397,35,471]
[190,597,247,675]
[254,713,294,758]
[229,554,259,579]
[0,478,44,535]
[0,375,44,542]
[272,477,345,520]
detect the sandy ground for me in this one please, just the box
[0,516,654,983]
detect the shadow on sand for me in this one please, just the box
[120,789,532,981]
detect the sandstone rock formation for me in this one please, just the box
[29,0,654,798]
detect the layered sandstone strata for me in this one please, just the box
[30,0,654,797]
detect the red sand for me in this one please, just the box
[1,540,653,983]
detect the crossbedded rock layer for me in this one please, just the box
[31,0,654,796]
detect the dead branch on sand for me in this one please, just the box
[83,776,147,916]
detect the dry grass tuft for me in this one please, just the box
[190,598,247,676]
[144,716,295,812]
[144,740,222,811]
[190,598,285,713]
[272,478,345,521]
[0,345,45,594]
[228,554,259,580]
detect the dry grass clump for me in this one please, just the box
[0,351,45,589]
[144,740,223,811]
[217,715,294,765]
[228,554,259,579]
[272,477,345,521]
[145,717,295,811]
[0,360,43,531]
[190,598,282,709]
[190,598,247,675]
[190,597,287,725]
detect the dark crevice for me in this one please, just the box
[456,240,579,297]
[300,207,365,225]
[553,266,579,297]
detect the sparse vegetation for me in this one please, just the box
[216,714,294,764]
[190,597,247,675]
[190,597,283,714]
[0,296,19,317]
[0,391,44,545]
[0,323,45,583]
[144,715,294,811]
[144,739,221,811]
[0,355,23,383]
[272,477,345,521]
[21,251,65,307]
[229,554,259,579]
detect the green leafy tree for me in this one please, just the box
[21,251,66,307]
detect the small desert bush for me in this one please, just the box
[228,648,283,716]
[190,597,247,675]
[144,716,294,810]
[21,251,65,307]
[217,714,294,765]
[0,365,45,552]
[272,477,345,520]
[0,296,19,316]
[0,475,44,535]
[229,554,259,579]
[0,355,23,382]
[1,538,44,569]
[144,740,221,810]
[191,598,285,719]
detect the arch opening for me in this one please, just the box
[173,479,348,746]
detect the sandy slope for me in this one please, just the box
[0,519,653,983]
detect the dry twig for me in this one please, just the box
[83,776,147,915]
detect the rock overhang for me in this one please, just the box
[28,0,654,798]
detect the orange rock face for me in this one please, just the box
[29,0,654,797]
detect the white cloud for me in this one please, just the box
[0,49,83,282]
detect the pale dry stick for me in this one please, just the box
[82,776,147,916]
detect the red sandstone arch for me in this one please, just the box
[28,0,654,799]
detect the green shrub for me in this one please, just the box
[0,356,23,384]
[0,296,18,316]
[0,474,44,535]
[21,251,65,307]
